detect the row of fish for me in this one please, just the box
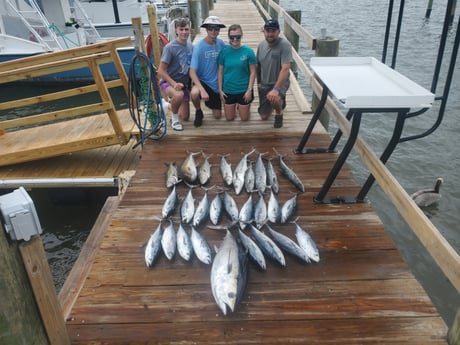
[162,185,299,229]
[166,148,305,194]
[144,220,320,315]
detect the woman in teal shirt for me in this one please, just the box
[218,24,257,121]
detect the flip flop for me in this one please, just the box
[171,119,183,131]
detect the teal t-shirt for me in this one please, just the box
[218,45,256,94]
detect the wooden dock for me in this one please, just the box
[56,0,449,343]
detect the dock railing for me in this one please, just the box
[0,37,135,166]
[254,0,460,297]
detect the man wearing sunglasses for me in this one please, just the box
[257,19,293,128]
[189,16,226,127]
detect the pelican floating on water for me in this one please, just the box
[410,177,443,207]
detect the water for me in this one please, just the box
[1,0,458,328]
[282,0,460,326]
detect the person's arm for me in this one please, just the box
[272,62,291,91]
[218,64,225,99]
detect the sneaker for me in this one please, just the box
[274,114,283,128]
[170,119,183,131]
[194,109,204,127]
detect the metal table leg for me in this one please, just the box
[314,110,362,203]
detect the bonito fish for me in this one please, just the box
[281,193,297,224]
[274,148,305,193]
[145,222,163,267]
[254,152,267,193]
[223,191,239,223]
[238,228,266,270]
[180,188,195,224]
[177,223,193,261]
[239,193,253,230]
[193,190,210,228]
[180,151,200,184]
[267,189,281,224]
[209,192,223,225]
[161,220,176,260]
[233,148,256,195]
[219,154,233,186]
[165,161,180,188]
[253,192,267,229]
[198,152,213,185]
[211,230,248,315]
[191,226,212,264]
[266,158,279,194]
[249,224,285,266]
[162,185,178,219]
[294,221,320,263]
[244,162,255,193]
[265,224,309,263]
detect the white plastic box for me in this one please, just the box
[0,187,42,241]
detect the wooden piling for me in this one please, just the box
[147,5,162,70]
[201,0,210,22]
[189,0,202,40]
[0,225,49,345]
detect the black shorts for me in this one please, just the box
[224,91,254,106]
[200,81,222,110]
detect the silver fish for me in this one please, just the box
[161,220,176,260]
[238,228,266,270]
[219,154,233,186]
[209,192,223,225]
[145,222,163,267]
[265,224,309,263]
[198,152,212,185]
[211,230,248,315]
[233,148,256,195]
[193,190,210,228]
[223,191,239,223]
[249,224,285,266]
[254,152,267,193]
[253,192,267,229]
[267,189,281,224]
[162,185,178,219]
[275,149,305,193]
[244,162,255,193]
[180,151,200,183]
[281,193,297,224]
[191,226,212,264]
[239,193,253,230]
[266,158,279,194]
[177,223,193,261]
[180,188,195,224]
[165,161,180,188]
[294,222,320,263]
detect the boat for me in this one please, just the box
[0,0,177,82]
[77,0,189,38]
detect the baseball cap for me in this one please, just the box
[264,19,280,30]
[201,16,226,28]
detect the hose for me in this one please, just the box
[127,52,167,148]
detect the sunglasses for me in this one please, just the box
[229,35,241,40]
[206,25,221,31]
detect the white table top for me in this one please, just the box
[310,57,435,109]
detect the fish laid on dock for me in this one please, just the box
[238,228,266,271]
[211,230,248,315]
[177,223,193,261]
[265,224,310,263]
[209,192,223,225]
[249,224,285,266]
[266,158,279,194]
[180,188,195,224]
[294,222,320,263]
[219,154,233,186]
[162,185,178,219]
[180,151,200,184]
[274,148,305,193]
[281,193,297,224]
[192,190,210,228]
[165,161,180,188]
[233,148,256,195]
[191,226,212,265]
[161,220,177,260]
[145,222,163,267]
[254,152,267,193]
[198,152,213,185]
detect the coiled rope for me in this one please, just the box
[128,52,167,148]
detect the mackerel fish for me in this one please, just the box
[238,228,266,270]
[209,192,223,225]
[249,224,285,266]
[165,161,180,188]
[294,221,320,263]
[180,188,195,224]
[254,152,267,193]
[211,230,248,315]
[219,154,233,186]
[281,193,297,224]
[265,224,309,263]
[244,162,255,193]
[180,151,200,184]
[162,185,178,219]
[274,149,305,193]
[191,226,212,264]
[198,152,212,185]
[233,148,256,195]
[145,222,163,267]
[161,220,176,260]
[177,223,193,261]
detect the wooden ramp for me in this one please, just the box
[59,1,448,343]
[0,37,138,167]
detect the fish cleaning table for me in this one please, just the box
[296,57,435,203]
